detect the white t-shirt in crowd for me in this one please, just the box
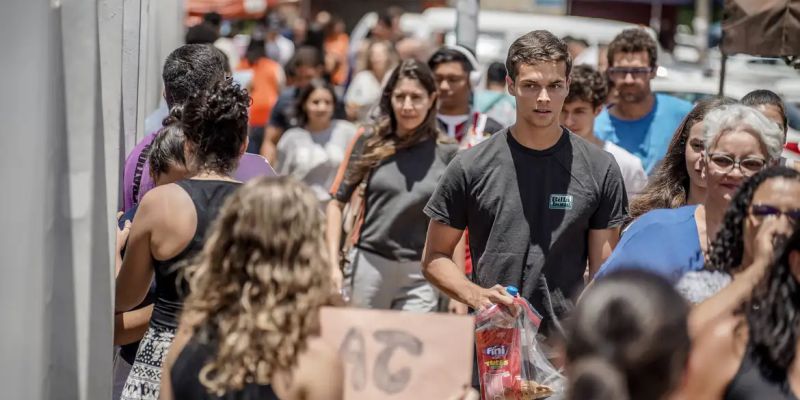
[604,141,648,199]
[345,70,386,121]
[277,120,357,202]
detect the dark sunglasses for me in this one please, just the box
[607,67,652,78]
[749,204,800,222]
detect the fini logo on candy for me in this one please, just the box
[484,345,508,358]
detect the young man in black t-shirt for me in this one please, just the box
[422,31,628,334]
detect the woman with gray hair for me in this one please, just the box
[593,104,785,286]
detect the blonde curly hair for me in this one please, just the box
[181,176,331,396]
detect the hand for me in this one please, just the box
[468,284,515,311]
[752,217,794,268]
[330,266,344,295]
[116,219,132,254]
[448,298,470,315]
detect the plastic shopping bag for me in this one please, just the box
[475,286,564,400]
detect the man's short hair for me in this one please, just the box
[566,65,608,109]
[487,62,507,84]
[162,44,227,108]
[185,23,219,45]
[506,30,572,82]
[607,28,658,68]
[428,47,474,73]
[203,12,222,28]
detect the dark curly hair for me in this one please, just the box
[743,226,800,378]
[165,77,250,175]
[607,28,658,69]
[706,166,800,273]
[566,65,607,108]
[629,97,737,221]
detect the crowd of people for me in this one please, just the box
[111,8,800,400]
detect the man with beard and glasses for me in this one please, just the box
[594,29,692,174]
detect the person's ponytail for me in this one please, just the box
[162,104,185,127]
[566,271,690,400]
[567,357,630,400]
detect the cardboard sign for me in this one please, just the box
[320,307,474,400]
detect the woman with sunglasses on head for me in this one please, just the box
[629,97,737,221]
[327,59,458,311]
[678,227,800,399]
[593,104,785,285]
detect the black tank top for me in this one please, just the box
[150,180,241,330]
[724,340,800,400]
[170,337,280,400]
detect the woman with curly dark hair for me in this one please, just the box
[115,77,249,400]
[676,167,800,302]
[680,166,800,338]
[594,105,785,284]
[326,59,458,310]
[629,96,736,221]
[679,226,800,399]
[160,177,343,400]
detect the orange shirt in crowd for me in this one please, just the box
[325,33,350,86]
[237,58,282,127]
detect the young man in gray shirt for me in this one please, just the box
[423,31,628,334]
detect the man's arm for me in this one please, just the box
[422,220,513,310]
[587,227,621,280]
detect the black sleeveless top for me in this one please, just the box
[724,340,800,400]
[170,337,280,400]
[150,180,241,330]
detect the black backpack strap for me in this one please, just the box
[131,143,152,207]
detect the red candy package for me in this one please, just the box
[475,286,563,400]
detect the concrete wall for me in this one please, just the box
[0,1,181,398]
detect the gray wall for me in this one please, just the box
[0,0,181,398]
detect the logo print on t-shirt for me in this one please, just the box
[549,194,573,210]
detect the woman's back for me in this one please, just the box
[170,337,280,400]
[150,179,241,330]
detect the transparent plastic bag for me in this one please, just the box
[475,286,565,400]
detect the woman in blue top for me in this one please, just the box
[594,104,785,283]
